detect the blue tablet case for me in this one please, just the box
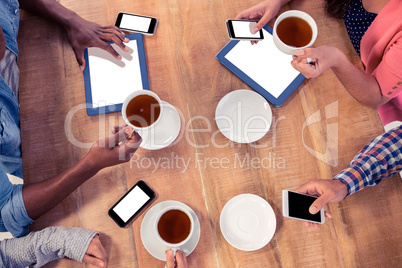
[83,33,149,116]
[216,26,305,107]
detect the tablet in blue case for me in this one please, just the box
[216,26,305,107]
[83,33,149,116]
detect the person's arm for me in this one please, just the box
[0,26,5,61]
[333,124,402,194]
[22,126,141,220]
[18,0,129,71]
[0,227,107,268]
[291,47,391,107]
[296,124,402,227]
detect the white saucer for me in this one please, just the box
[140,201,201,261]
[137,101,181,150]
[215,90,272,143]
[220,194,276,251]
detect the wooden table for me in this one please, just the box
[17,0,401,267]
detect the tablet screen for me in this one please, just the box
[224,28,299,98]
[86,40,145,109]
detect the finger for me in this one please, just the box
[107,126,132,148]
[118,132,142,161]
[325,211,333,219]
[101,25,127,40]
[309,195,330,214]
[97,41,122,60]
[99,32,129,52]
[82,254,106,268]
[127,130,142,142]
[295,48,316,59]
[74,49,86,71]
[253,12,273,32]
[165,250,175,268]
[176,250,188,267]
[313,223,319,229]
[305,221,311,228]
[111,125,121,134]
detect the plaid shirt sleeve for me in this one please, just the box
[333,125,402,195]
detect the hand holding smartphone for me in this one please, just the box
[108,180,156,227]
[282,190,325,224]
[115,12,158,35]
[226,19,264,40]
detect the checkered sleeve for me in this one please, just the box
[333,125,402,195]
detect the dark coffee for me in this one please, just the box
[125,94,161,128]
[157,209,191,244]
[277,17,312,48]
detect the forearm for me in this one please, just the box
[334,125,402,195]
[0,227,97,268]
[18,0,78,28]
[331,49,390,107]
[0,26,5,61]
[22,155,100,220]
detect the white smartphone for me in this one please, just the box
[282,190,325,224]
[115,12,158,35]
[226,19,264,40]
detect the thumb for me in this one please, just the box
[309,194,330,214]
[74,49,86,71]
[295,48,316,58]
[253,12,272,33]
[82,254,106,268]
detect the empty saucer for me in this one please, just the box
[215,90,272,143]
[220,194,276,251]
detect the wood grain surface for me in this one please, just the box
[17,0,401,267]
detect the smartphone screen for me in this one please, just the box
[108,180,155,227]
[226,20,264,40]
[115,13,157,35]
[283,190,324,223]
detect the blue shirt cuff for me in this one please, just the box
[0,184,34,237]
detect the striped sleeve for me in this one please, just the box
[333,125,402,195]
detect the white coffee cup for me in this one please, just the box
[272,10,318,55]
[122,90,163,131]
[155,206,194,251]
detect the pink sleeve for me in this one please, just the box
[373,38,402,98]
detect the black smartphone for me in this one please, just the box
[115,12,158,35]
[226,19,264,40]
[108,180,156,227]
[282,190,325,224]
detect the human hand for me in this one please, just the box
[235,0,285,44]
[82,235,108,267]
[0,26,5,61]
[65,15,129,71]
[165,250,188,268]
[291,46,344,78]
[85,125,142,171]
[295,179,348,229]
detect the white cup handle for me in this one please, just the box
[172,247,178,257]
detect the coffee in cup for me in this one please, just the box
[122,90,162,130]
[155,207,194,248]
[273,10,318,55]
